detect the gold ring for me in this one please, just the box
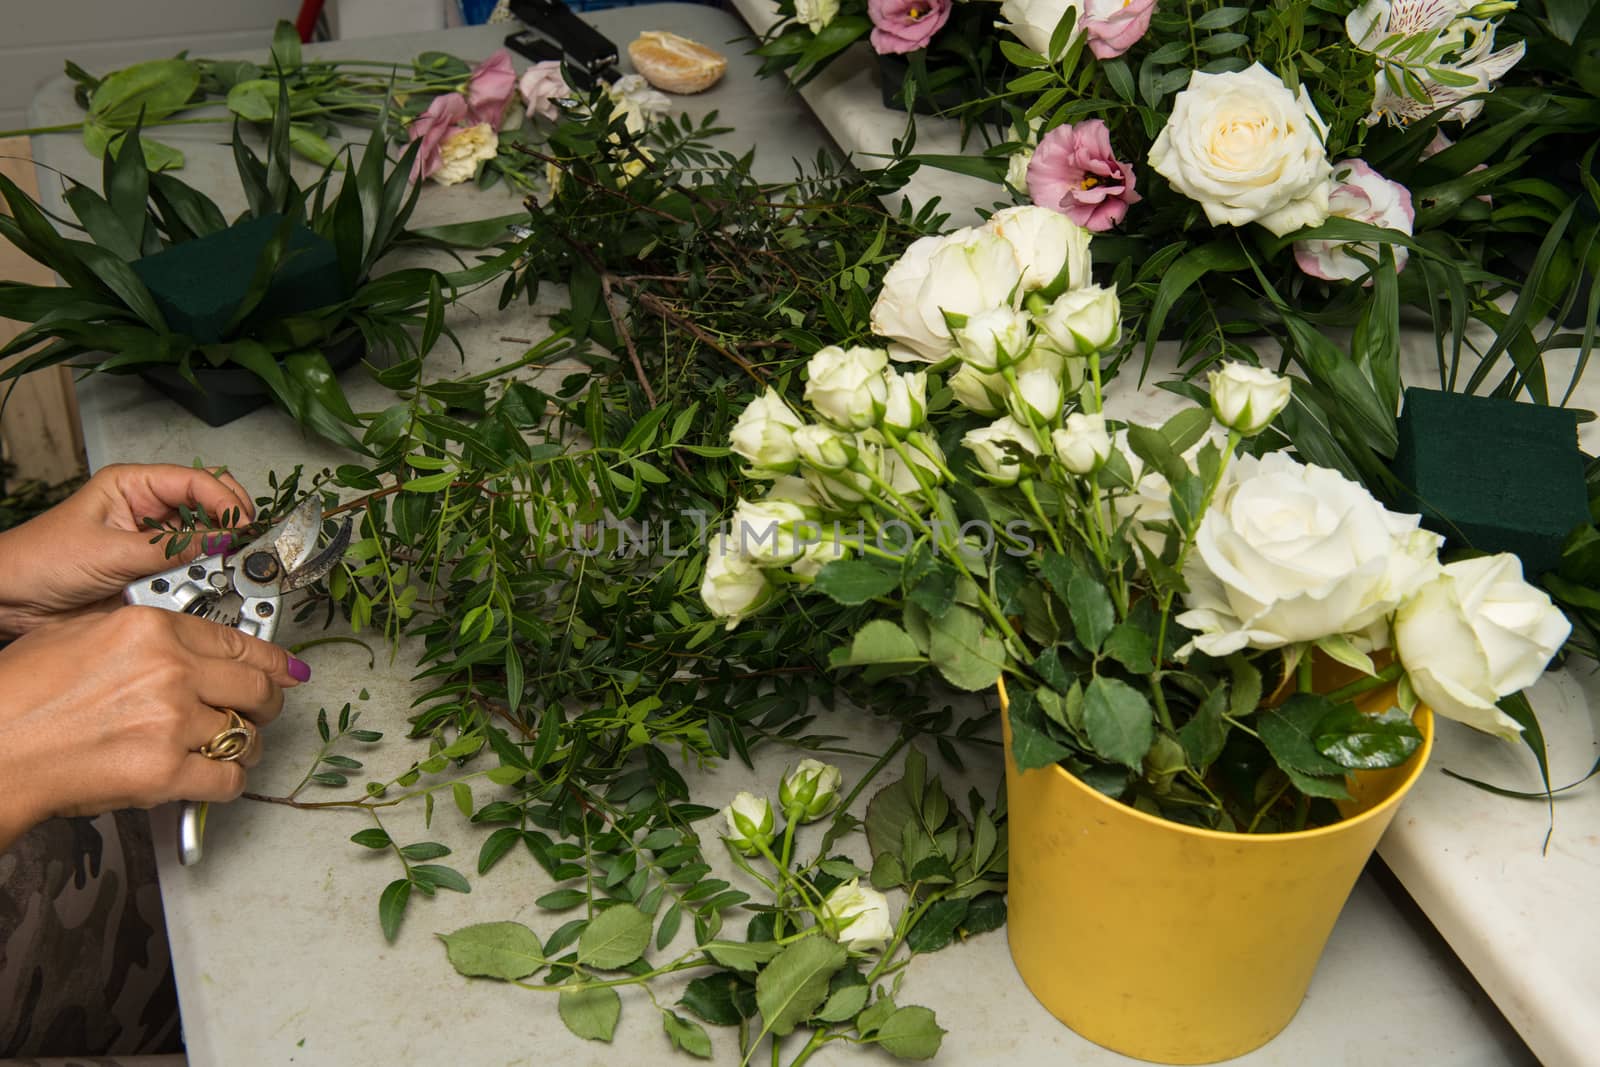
[199,708,255,763]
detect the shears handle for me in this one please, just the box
[123,555,281,866]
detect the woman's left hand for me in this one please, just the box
[0,463,255,639]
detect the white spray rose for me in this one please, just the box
[763,476,821,509]
[1149,64,1333,237]
[1177,452,1443,656]
[998,0,1082,57]
[1394,555,1569,740]
[822,879,896,951]
[1052,411,1112,473]
[701,545,772,629]
[730,388,804,475]
[962,416,1041,485]
[1007,144,1035,192]
[1034,284,1120,356]
[793,423,857,472]
[806,346,890,429]
[729,497,813,566]
[884,431,946,497]
[795,0,840,32]
[791,535,848,579]
[433,123,499,185]
[721,792,778,854]
[871,228,1023,363]
[1209,362,1292,435]
[954,306,1034,374]
[949,365,1008,416]
[1007,364,1064,424]
[779,759,843,822]
[981,205,1094,294]
[882,369,929,435]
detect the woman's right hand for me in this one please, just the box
[0,606,305,850]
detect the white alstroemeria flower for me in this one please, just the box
[1346,0,1525,126]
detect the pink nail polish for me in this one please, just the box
[203,532,234,556]
[287,656,312,683]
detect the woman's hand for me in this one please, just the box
[0,463,255,638]
[0,607,306,851]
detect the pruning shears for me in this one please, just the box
[124,496,352,866]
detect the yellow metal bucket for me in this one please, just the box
[999,678,1433,1064]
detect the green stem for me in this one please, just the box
[770,817,801,940]
[786,1029,831,1067]
[1297,651,1315,694]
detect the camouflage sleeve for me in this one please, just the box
[0,810,181,1059]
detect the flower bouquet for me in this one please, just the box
[704,204,1570,831]
[700,204,1575,1055]
[752,0,1600,498]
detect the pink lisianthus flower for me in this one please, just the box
[867,0,951,54]
[1027,119,1141,231]
[407,92,470,183]
[1081,0,1157,59]
[1294,160,1414,283]
[519,60,571,122]
[466,49,517,128]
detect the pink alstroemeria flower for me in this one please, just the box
[1082,0,1158,59]
[867,0,952,54]
[1027,119,1142,232]
[407,91,470,183]
[466,49,517,128]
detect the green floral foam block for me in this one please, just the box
[1393,387,1589,576]
[130,212,341,344]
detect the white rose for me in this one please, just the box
[949,365,1007,415]
[1006,145,1035,192]
[730,388,804,475]
[1294,160,1415,282]
[871,228,1023,363]
[806,345,889,429]
[962,416,1041,485]
[792,535,848,579]
[1034,284,1120,356]
[1007,365,1064,424]
[793,423,856,472]
[882,369,929,435]
[1176,452,1444,656]
[1052,411,1111,473]
[701,544,772,629]
[763,476,821,509]
[1148,64,1333,237]
[884,431,946,499]
[982,205,1094,294]
[998,0,1081,57]
[721,791,778,854]
[779,758,843,822]
[729,497,813,565]
[433,123,499,185]
[955,306,1034,374]
[1394,555,1569,740]
[822,879,896,951]
[795,0,840,32]
[803,466,870,510]
[1109,425,1228,543]
[1209,362,1292,435]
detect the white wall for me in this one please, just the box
[2,1,302,131]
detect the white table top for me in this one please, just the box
[27,7,1541,1065]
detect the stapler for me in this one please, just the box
[505,0,621,87]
